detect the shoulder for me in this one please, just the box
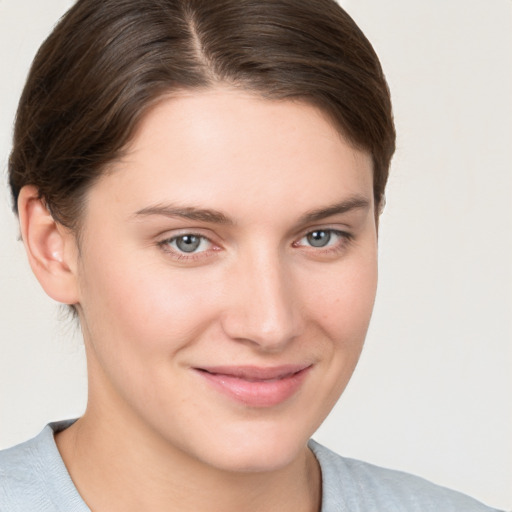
[0,421,87,512]
[309,440,503,512]
[0,424,62,511]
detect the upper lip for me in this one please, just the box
[194,364,312,381]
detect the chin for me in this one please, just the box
[183,419,314,474]
[202,445,307,474]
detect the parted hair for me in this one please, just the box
[8,0,395,230]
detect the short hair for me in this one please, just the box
[8,0,395,230]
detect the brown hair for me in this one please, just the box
[8,0,395,230]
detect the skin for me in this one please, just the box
[19,88,378,512]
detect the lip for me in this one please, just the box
[193,364,312,407]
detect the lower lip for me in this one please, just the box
[195,367,311,407]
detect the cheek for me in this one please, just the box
[303,253,378,343]
[76,253,226,417]
[77,249,223,358]
[289,254,378,433]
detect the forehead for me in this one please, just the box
[87,89,374,223]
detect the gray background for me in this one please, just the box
[0,0,510,508]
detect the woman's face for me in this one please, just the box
[75,88,377,472]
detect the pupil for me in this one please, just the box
[307,230,330,247]
[176,235,200,252]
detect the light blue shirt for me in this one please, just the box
[0,421,503,511]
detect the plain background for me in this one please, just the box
[0,0,510,509]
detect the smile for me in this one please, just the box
[193,364,312,407]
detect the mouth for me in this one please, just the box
[193,364,312,407]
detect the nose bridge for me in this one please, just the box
[222,245,303,350]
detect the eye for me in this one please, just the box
[293,228,352,255]
[298,229,346,248]
[305,230,333,248]
[160,234,212,254]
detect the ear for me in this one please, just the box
[18,185,80,305]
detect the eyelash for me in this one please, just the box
[293,229,353,255]
[157,228,353,262]
[157,233,219,262]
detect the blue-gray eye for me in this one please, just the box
[306,230,331,247]
[175,235,202,253]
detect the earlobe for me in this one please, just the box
[18,185,80,305]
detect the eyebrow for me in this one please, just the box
[133,195,370,225]
[297,195,371,224]
[134,204,233,225]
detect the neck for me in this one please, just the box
[56,404,321,512]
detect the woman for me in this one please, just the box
[0,0,504,510]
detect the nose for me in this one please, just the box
[220,250,304,352]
